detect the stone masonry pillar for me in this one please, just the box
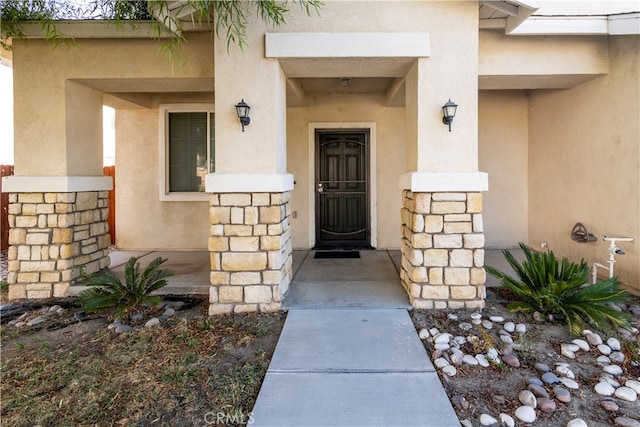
[208,190,292,315]
[6,190,111,299]
[400,190,486,309]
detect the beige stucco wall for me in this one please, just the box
[212,0,479,249]
[115,108,210,250]
[287,94,406,249]
[10,33,214,250]
[528,36,640,293]
[479,91,529,248]
[479,31,609,89]
[212,1,480,177]
[11,33,213,176]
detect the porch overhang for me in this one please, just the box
[265,32,429,107]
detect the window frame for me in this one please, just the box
[159,103,215,201]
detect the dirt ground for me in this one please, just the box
[1,287,639,427]
[411,288,640,427]
[0,296,284,427]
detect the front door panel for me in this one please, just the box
[316,131,369,248]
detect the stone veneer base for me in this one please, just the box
[400,190,486,309]
[7,191,111,299]
[208,191,292,315]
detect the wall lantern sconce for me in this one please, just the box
[442,99,458,132]
[235,99,251,132]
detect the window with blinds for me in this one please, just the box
[167,111,215,193]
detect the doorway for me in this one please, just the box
[315,130,370,249]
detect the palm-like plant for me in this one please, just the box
[80,256,173,319]
[486,242,632,335]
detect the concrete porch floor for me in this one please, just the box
[285,250,411,309]
[68,248,524,299]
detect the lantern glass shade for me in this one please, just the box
[235,99,251,131]
[442,99,457,120]
[235,99,250,120]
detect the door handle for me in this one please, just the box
[317,183,324,193]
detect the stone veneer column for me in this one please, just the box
[400,191,486,309]
[208,191,292,315]
[6,191,111,299]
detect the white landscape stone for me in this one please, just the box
[514,405,536,423]
[561,378,580,390]
[458,322,473,331]
[572,339,590,351]
[463,354,479,365]
[601,375,620,387]
[450,350,464,365]
[419,328,430,339]
[586,333,603,346]
[567,419,589,427]
[434,357,450,369]
[430,327,440,337]
[454,336,467,345]
[476,354,490,367]
[556,365,575,379]
[594,381,616,396]
[499,413,515,427]
[610,352,625,363]
[515,323,527,334]
[504,322,515,333]
[614,387,638,402]
[519,390,537,408]
[482,320,494,329]
[435,343,450,351]
[563,343,581,353]
[607,337,621,351]
[486,348,499,361]
[597,356,612,365]
[625,380,640,394]
[597,344,612,355]
[489,316,504,323]
[480,414,498,426]
[561,345,576,359]
[603,365,623,376]
[435,333,452,344]
[442,365,457,376]
[500,335,514,344]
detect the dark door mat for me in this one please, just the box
[314,251,360,259]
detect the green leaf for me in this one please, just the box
[79,255,171,318]
[488,242,631,335]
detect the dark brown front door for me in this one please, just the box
[315,130,370,249]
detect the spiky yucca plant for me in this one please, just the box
[486,242,632,335]
[80,256,173,319]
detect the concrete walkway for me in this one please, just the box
[251,250,460,426]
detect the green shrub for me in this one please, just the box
[80,256,173,319]
[486,242,632,335]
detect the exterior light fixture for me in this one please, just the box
[442,99,458,132]
[235,99,251,132]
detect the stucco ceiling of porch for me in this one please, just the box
[277,55,412,107]
[74,77,214,109]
